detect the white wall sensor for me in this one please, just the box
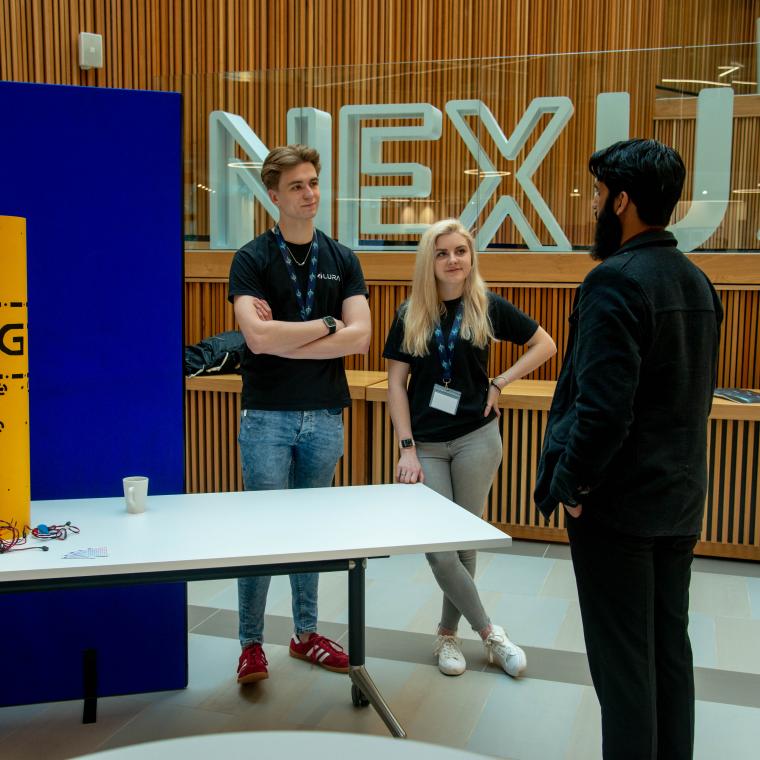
[79,32,103,70]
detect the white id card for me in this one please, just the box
[429,383,461,415]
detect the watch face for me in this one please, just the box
[325,316,336,326]
[400,438,414,448]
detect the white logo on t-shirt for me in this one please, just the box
[317,272,341,282]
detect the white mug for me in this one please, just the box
[123,476,149,514]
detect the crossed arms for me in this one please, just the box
[233,294,371,359]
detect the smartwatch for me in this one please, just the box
[399,438,416,450]
[322,315,337,335]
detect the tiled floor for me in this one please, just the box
[2,542,760,759]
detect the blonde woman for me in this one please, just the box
[383,219,556,677]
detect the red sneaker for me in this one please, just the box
[289,633,349,673]
[237,643,268,684]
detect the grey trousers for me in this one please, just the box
[418,419,502,633]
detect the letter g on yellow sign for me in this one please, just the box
[0,216,30,530]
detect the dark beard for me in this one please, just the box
[590,194,623,261]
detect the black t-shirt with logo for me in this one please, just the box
[383,292,538,442]
[228,229,367,410]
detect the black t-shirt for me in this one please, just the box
[383,292,538,442]
[228,229,367,410]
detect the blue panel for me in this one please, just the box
[1,586,188,705]
[0,82,187,706]
[0,82,184,498]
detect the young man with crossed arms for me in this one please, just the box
[228,144,370,683]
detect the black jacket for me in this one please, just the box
[534,230,723,536]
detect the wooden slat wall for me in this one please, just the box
[185,281,237,345]
[185,384,243,493]
[705,418,760,557]
[3,1,759,247]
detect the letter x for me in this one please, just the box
[446,98,574,251]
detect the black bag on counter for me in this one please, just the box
[184,330,246,377]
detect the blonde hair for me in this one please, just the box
[401,219,492,357]
[261,144,321,190]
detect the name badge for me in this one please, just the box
[429,383,461,415]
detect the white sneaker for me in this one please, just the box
[433,634,466,676]
[484,624,526,677]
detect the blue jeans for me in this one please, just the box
[237,408,344,647]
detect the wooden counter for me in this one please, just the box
[185,375,760,561]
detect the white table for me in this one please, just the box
[74,731,491,759]
[0,484,511,737]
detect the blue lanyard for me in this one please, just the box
[433,301,464,385]
[272,226,319,320]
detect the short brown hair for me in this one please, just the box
[261,144,321,190]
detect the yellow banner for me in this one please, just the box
[0,216,30,535]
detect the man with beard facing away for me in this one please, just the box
[534,139,723,760]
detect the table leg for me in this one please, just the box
[347,558,407,739]
[82,648,98,723]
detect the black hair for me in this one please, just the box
[588,139,686,227]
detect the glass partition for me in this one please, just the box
[158,41,759,252]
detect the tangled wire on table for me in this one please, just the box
[31,521,79,540]
[0,519,79,553]
[0,519,34,553]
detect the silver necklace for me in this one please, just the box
[285,242,310,267]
